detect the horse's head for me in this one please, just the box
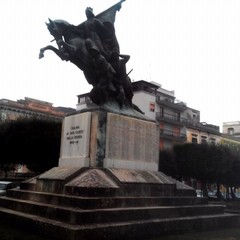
[46,19,70,41]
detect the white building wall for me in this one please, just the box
[132,91,157,120]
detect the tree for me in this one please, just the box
[218,140,240,200]
[173,143,229,197]
[159,150,178,179]
[172,142,240,200]
[0,118,62,173]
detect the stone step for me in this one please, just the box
[0,206,239,240]
[0,196,224,225]
[7,189,208,209]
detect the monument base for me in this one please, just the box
[59,107,159,172]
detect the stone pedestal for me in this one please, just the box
[59,110,159,171]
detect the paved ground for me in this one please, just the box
[0,223,50,240]
[1,222,240,240]
[152,228,240,240]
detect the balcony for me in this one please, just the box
[156,112,184,126]
[156,98,187,111]
[160,129,187,142]
[183,120,220,135]
[156,112,220,135]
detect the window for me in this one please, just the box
[201,136,207,144]
[210,138,216,144]
[176,112,180,121]
[149,102,155,112]
[192,138,198,144]
[192,134,198,144]
[227,128,234,135]
[173,127,180,137]
[1,112,7,121]
[160,107,164,117]
[79,97,86,104]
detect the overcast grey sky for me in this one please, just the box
[0,0,240,130]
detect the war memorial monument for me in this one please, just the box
[0,1,239,239]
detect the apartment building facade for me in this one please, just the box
[131,80,221,150]
[0,97,75,123]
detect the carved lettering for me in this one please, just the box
[65,125,84,145]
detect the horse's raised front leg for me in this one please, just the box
[39,45,70,61]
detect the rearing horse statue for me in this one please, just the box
[39,0,134,108]
[39,19,92,77]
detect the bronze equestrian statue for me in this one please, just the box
[39,0,135,109]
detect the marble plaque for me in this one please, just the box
[59,112,91,167]
[105,113,159,171]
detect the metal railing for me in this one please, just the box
[156,112,220,134]
[160,129,187,142]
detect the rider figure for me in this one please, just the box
[84,7,106,57]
